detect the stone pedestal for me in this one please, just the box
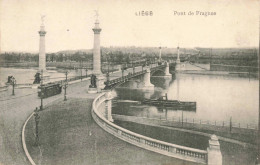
[87,74,105,93]
[88,87,98,93]
[207,134,222,165]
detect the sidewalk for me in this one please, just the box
[24,97,199,165]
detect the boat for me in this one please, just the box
[142,94,196,111]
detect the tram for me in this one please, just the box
[38,83,62,98]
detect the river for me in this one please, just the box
[112,73,259,127]
[0,67,86,85]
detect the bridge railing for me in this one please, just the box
[50,75,89,86]
[92,92,211,164]
[105,70,147,86]
[105,63,168,87]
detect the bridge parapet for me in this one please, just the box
[104,64,171,90]
[91,92,221,165]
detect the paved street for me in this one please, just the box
[24,97,199,165]
[0,79,90,165]
[0,65,156,165]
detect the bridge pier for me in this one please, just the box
[144,90,154,99]
[142,68,154,90]
[164,62,172,77]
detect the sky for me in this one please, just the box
[0,0,259,53]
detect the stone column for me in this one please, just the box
[39,24,46,71]
[176,46,181,71]
[177,74,179,100]
[159,46,162,62]
[92,19,102,75]
[207,134,222,165]
[176,46,180,63]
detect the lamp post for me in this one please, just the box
[121,64,125,77]
[257,111,260,165]
[40,70,43,110]
[142,63,146,72]
[63,71,68,101]
[106,52,110,82]
[255,30,260,165]
[80,60,82,81]
[182,109,184,127]
[34,107,40,146]
[132,54,135,74]
[85,67,88,77]
[10,76,16,95]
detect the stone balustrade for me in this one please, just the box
[92,92,222,165]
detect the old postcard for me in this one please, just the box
[0,0,259,165]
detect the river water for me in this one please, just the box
[0,67,86,85]
[112,73,259,127]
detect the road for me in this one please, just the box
[0,79,90,165]
[0,64,164,165]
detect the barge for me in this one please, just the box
[142,94,196,111]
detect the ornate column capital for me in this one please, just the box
[92,28,102,34]
[39,31,47,36]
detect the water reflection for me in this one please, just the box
[112,73,259,126]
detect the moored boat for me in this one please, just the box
[142,93,196,111]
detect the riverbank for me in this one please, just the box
[112,114,258,146]
[0,62,119,73]
[24,97,198,165]
[115,120,257,165]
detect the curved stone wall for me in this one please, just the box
[91,92,208,164]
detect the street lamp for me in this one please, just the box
[142,63,146,72]
[34,107,40,146]
[63,71,68,101]
[40,70,43,110]
[85,67,88,77]
[132,55,135,74]
[106,52,110,82]
[121,64,125,77]
[80,60,82,81]
[10,76,16,95]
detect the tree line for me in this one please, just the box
[0,47,257,67]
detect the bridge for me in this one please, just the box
[103,61,173,90]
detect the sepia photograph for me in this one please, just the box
[0,0,259,165]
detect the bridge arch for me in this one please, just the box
[151,69,166,76]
